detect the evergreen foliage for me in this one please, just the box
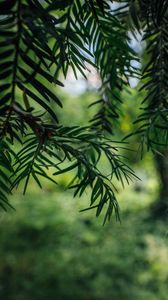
[0,0,167,222]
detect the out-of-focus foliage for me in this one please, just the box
[0,174,167,300]
[0,103,163,298]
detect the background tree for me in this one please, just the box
[128,0,168,218]
[0,0,168,221]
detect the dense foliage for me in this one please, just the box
[1,179,168,300]
[0,0,168,221]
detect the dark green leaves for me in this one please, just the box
[131,1,168,150]
[85,1,138,134]
[0,0,140,223]
[0,141,14,210]
[0,0,16,13]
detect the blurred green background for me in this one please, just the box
[1,86,168,300]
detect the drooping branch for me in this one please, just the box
[134,1,168,149]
